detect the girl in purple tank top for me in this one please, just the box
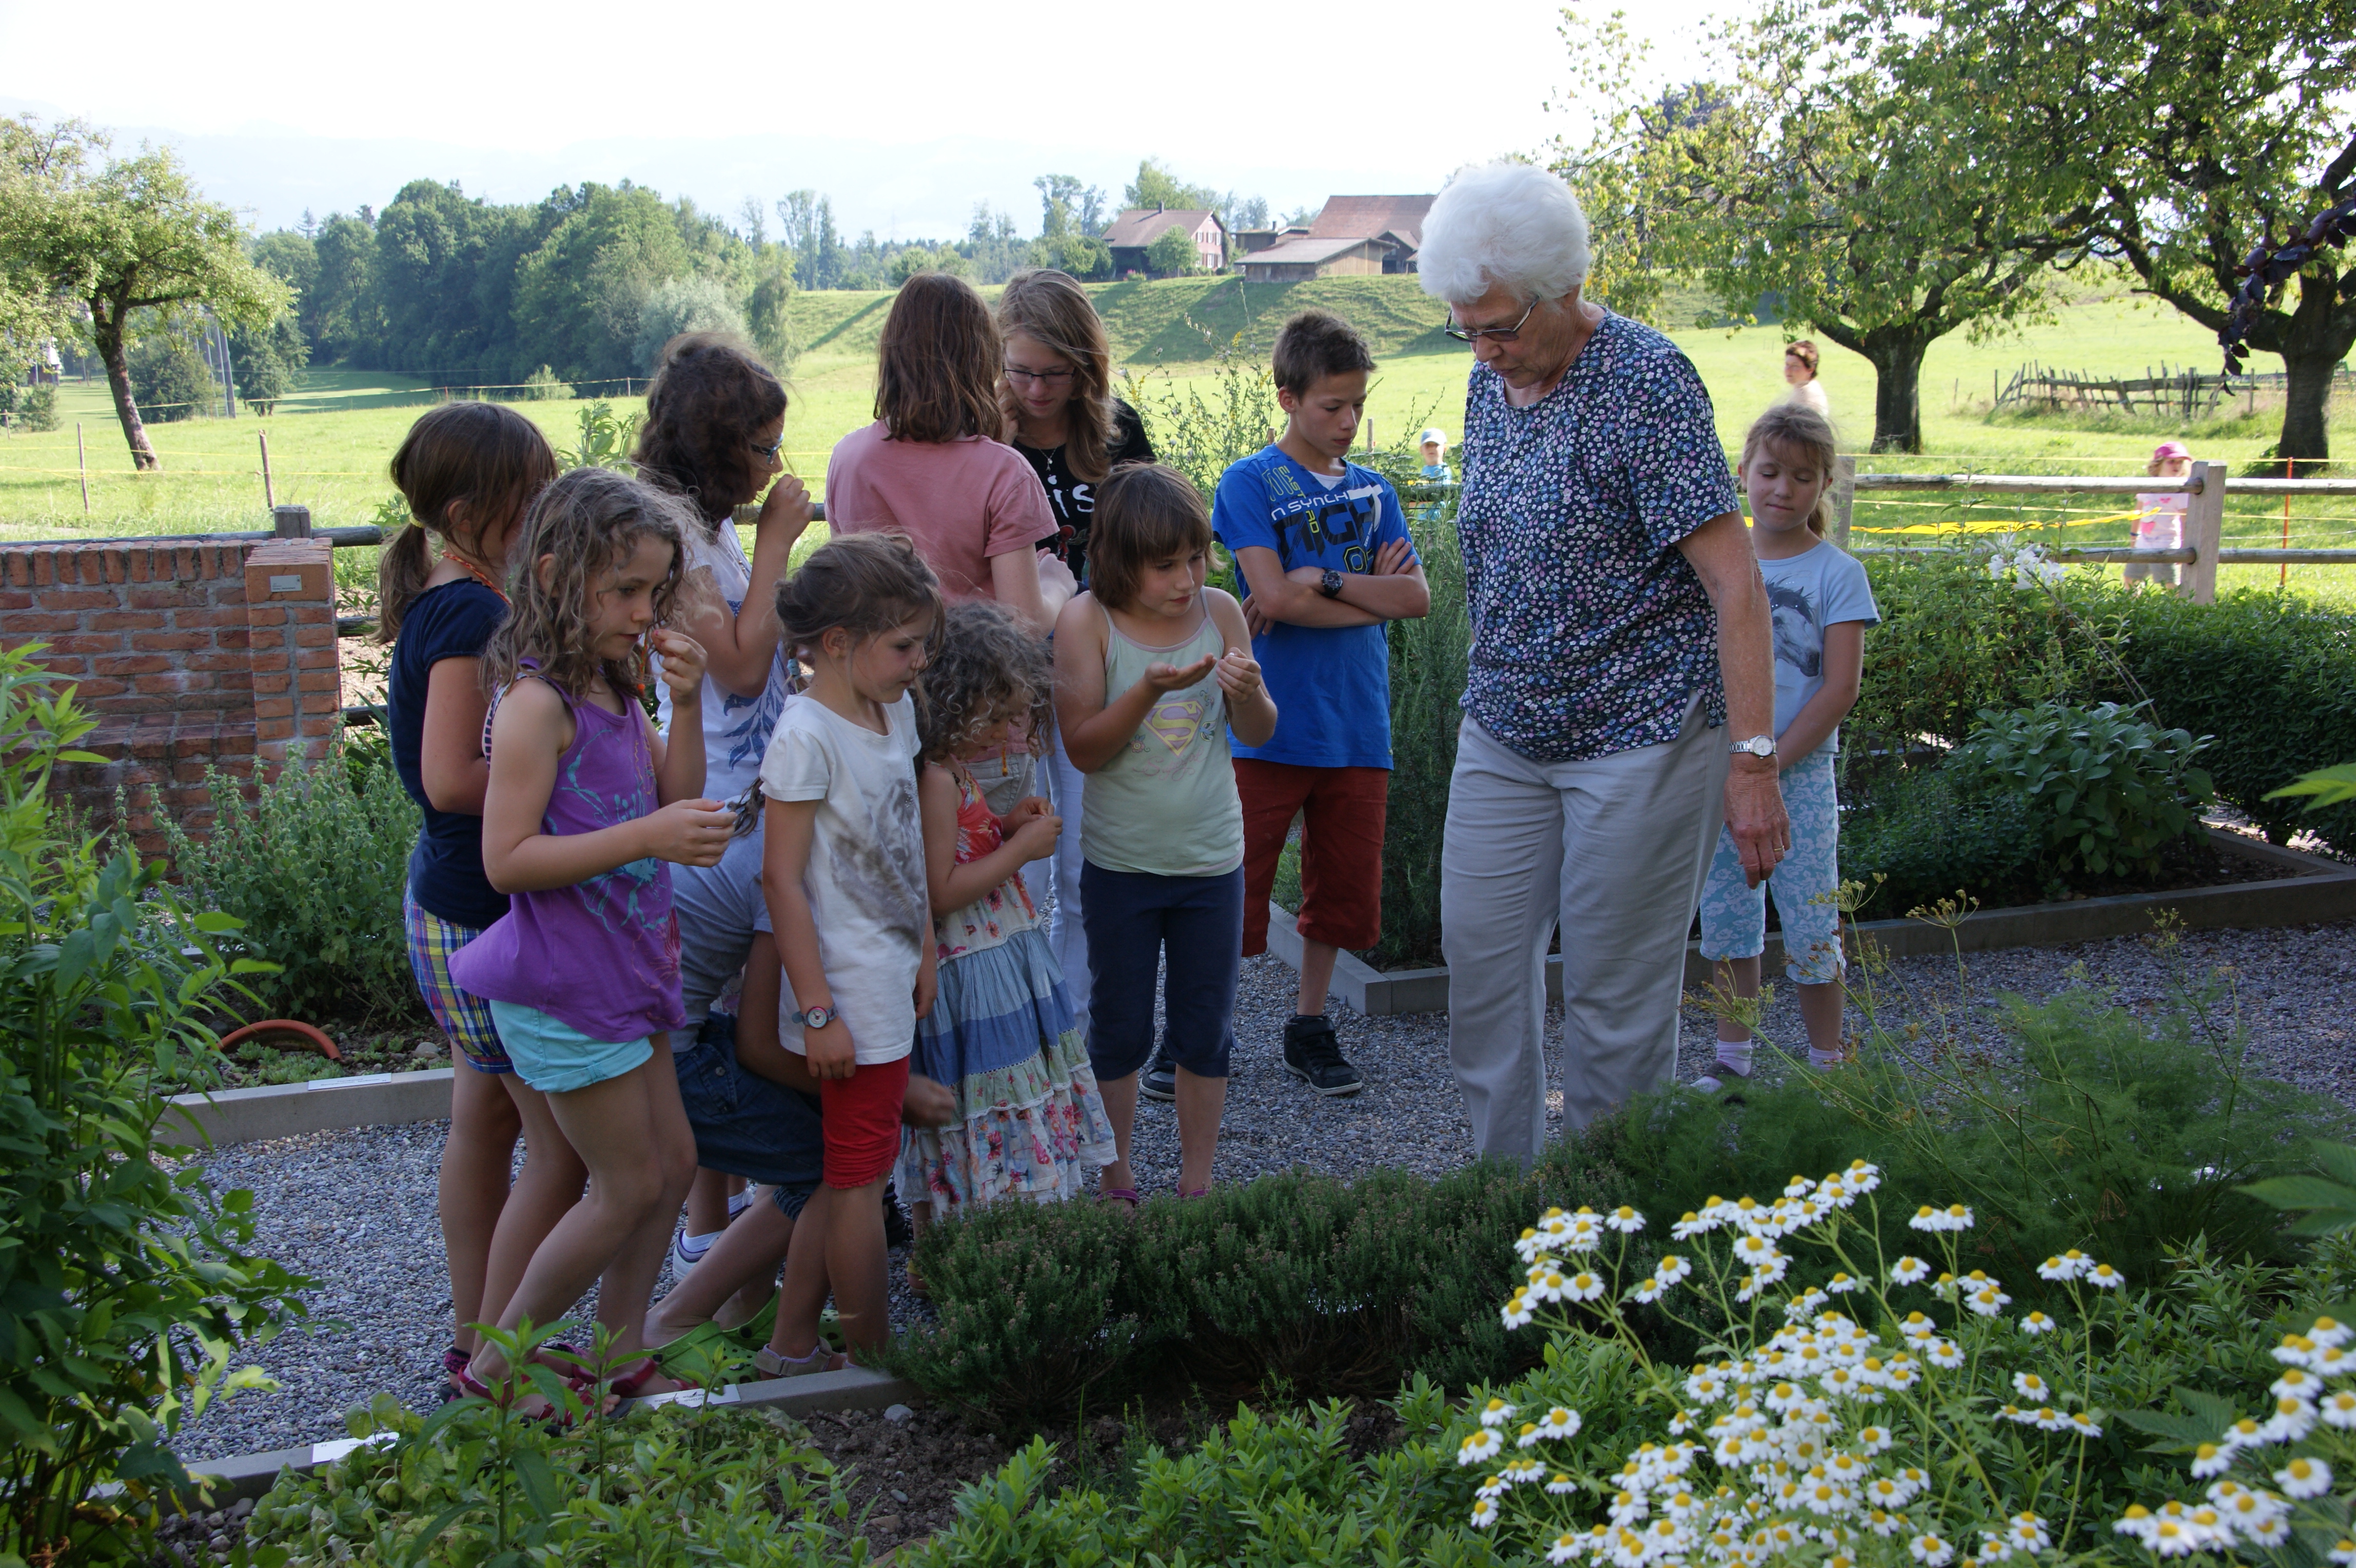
[447,467,734,1409]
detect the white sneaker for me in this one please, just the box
[752,1342,846,1378]
[727,1185,755,1223]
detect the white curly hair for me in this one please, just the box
[1417,161,1593,306]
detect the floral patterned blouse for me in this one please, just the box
[1454,310,1739,762]
[935,763,1039,962]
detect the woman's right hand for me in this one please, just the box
[641,798,734,866]
[804,1016,857,1080]
[1007,811,1062,863]
[1143,653,1216,694]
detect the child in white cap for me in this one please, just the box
[1418,428,1450,522]
[2128,441,2192,588]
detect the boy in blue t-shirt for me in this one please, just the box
[1195,309,1430,1097]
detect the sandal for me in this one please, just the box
[752,1342,849,1378]
[453,1362,581,1424]
[441,1344,472,1400]
[1177,1186,1211,1200]
[1097,1186,1140,1211]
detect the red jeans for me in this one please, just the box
[1235,760,1389,957]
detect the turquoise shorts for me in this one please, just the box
[486,999,654,1094]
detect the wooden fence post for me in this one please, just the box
[2181,460,2225,605]
[1830,455,1857,550]
[272,504,313,539]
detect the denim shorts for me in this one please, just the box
[1081,860,1241,1082]
[484,1000,652,1094]
[674,1015,827,1193]
[1697,747,1845,984]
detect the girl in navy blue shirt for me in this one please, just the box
[381,402,581,1397]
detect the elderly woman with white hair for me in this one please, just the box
[1418,161,1790,1158]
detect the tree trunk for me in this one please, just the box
[2280,348,2338,465]
[91,307,159,472]
[1861,328,1932,454]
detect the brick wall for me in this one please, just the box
[1,536,344,855]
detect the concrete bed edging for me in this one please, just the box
[159,1068,458,1149]
[1267,827,2356,1017]
[166,1365,924,1504]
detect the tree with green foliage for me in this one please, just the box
[1557,4,2074,452]
[1125,156,1220,214]
[126,329,214,422]
[513,184,696,381]
[1048,232,1113,281]
[304,211,380,367]
[1033,172,1108,239]
[744,253,799,370]
[0,116,286,468]
[1895,0,2356,465]
[632,273,745,371]
[1146,225,1202,279]
[228,307,307,413]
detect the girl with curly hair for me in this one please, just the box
[897,601,1115,1252]
[449,465,733,1407]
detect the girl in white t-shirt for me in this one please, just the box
[756,532,943,1367]
[634,333,819,1266]
[2128,440,2193,589]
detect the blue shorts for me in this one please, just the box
[675,1014,827,1199]
[485,1000,653,1094]
[1697,747,1845,985]
[1080,861,1241,1082]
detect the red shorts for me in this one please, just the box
[816,1056,909,1189]
[1236,760,1389,957]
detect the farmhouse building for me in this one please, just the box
[1103,207,1228,275]
[1235,194,1438,280]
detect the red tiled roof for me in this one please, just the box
[1309,195,1437,250]
[1102,209,1221,248]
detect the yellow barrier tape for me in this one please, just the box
[1851,508,2152,536]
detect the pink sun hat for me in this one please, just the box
[2153,440,2191,461]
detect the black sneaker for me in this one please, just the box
[882,1180,913,1250]
[1140,1050,1177,1102]
[1283,1015,1365,1097]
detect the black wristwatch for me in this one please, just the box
[1318,568,1345,600]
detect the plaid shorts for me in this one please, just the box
[403,887,512,1073]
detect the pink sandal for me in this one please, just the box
[1097,1186,1140,1211]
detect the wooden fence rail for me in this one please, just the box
[1993,360,2354,419]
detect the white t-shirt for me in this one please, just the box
[1788,380,1832,420]
[657,523,797,807]
[757,693,925,1066]
[2132,491,2188,548]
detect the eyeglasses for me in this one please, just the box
[1004,364,1076,386]
[748,435,784,461]
[1443,298,1541,345]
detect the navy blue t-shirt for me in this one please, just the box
[1211,446,1416,769]
[389,580,508,928]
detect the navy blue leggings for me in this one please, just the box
[1080,861,1241,1082]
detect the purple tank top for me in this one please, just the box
[449,671,684,1044]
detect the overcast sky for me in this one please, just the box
[0,0,1733,238]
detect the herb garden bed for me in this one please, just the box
[1272,827,2356,1016]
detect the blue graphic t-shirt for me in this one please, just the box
[1211,445,1416,770]
[388,578,509,929]
[655,522,798,805]
[1757,537,1880,756]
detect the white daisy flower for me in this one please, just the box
[2085,1262,2124,1289]
[1459,1428,1504,1465]
[1606,1204,1647,1234]
[2243,1514,2294,1547]
[1502,1291,1535,1330]
[2313,1316,2354,1349]
[1548,1532,1584,1566]
[2020,1311,2056,1336]
[2322,1389,2356,1429]
[2262,1396,2318,1444]
[1909,1534,1954,1565]
[2008,1513,2050,1553]
[2327,1540,2356,1566]
[1630,1277,1664,1304]
[1479,1398,1518,1428]
[2276,1456,2333,1499]
[1824,1271,1859,1295]
[1503,1456,1547,1485]
[1469,1495,1499,1529]
[1925,1339,1965,1369]
[2013,1373,2051,1400]
[2068,1410,2104,1438]
[1967,1285,2012,1318]
[1941,1203,1976,1231]
[2273,1334,2318,1368]
[1906,1204,1943,1233]
[1547,1471,1580,1495]
[2273,1367,2324,1401]
[1856,1425,1894,1454]
[1516,1421,1545,1450]
[1656,1255,1694,1285]
[2220,1416,2266,1451]
[2189,1443,2232,1478]
[1539,1406,1584,1440]
[2112,1506,2157,1546]
[2035,1255,2082,1282]
[1671,1210,1714,1240]
[1567,1270,1607,1303]
[1889,1257,1930,1286]
[1514,1226,1546,1263]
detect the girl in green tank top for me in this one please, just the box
[1050,465,1279,1203]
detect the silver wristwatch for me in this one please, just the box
[796,1003,838,1031]
[1730,735,1777,760]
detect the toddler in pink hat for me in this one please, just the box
[2128,441,2193,587]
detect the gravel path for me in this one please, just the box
[173,922,2356,1462]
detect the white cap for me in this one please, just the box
[1419,427,1446,446]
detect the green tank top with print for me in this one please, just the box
[1079,600,1243,878]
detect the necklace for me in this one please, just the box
[446,551,506,601]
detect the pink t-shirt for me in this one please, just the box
[825,421,1057,601]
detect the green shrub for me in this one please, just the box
[1838,766,2043,916]
[905,1389,1505,1568]
[248,1378,853,1566]
[19,383,58,432]
[891,1152,1637,1424]
[0,646,306,1563]
[521,363,573,400]
[156,737,422,1025]
[1945,699,2214,877]
[1372,507,1467,968]
[127,331,217,422]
